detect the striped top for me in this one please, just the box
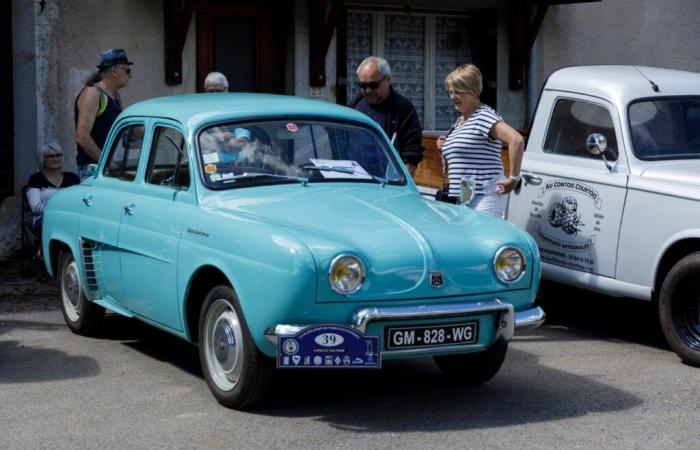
[442,104,503,196]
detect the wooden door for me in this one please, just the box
[196,1,291,93]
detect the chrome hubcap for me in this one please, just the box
[61,260,82,322]
[204,299,244,391]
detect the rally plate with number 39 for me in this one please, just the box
[385,322,478,349]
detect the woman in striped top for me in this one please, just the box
[437,64,524,218]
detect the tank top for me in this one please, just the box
[74,85,122,166]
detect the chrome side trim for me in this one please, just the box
[514,306,546,331]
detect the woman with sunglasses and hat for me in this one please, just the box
[26,141,80,228]
[74,48,133,180]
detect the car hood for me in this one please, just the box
[640,162,700,186]
[205,184,535,301]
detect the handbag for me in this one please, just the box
[434,183,453,202]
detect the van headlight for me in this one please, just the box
[494,247,526,284]
[328,254,365,295]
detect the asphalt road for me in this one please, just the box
[1,289,698,450]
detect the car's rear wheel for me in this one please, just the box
[434,337,508,384]
[58,250,104,335]
[659,253,700,367]
[198,285,273,409]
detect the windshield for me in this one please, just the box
[628,97,700,160]
[197,119,406,188]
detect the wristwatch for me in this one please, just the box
[509,174,522,182]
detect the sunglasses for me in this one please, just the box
[44,153,63,159]
[117,66,131,75]
[357,77,385,90]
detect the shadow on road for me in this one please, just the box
[1,305,645,428]
[537,281,667,350]
[99,315,202,378]
[0,319,100,383]
[90,316,644,429]
[254,345,642,431]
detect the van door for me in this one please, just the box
[507,92,628,278]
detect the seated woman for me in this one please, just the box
[26,142,80,228]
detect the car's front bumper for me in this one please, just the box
[264,300,545,356]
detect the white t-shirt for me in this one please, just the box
[442,104,503,196]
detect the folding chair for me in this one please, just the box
[19,186,43,278]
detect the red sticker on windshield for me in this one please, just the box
[286,123,298,132]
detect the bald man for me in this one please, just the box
[351,56,423,176]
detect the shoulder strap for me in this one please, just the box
[95,86,108,117]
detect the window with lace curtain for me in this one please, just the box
[346,10,474,131]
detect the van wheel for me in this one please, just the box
[659,253,700,367]
[58,250,104,335]
[198,285,273,409]
[434,337,508,384]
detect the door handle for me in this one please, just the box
[82,196,93,206]
[124,204,136,215]
[522,174,543,185]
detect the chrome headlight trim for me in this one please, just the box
[328,254,366,295]
[493,246,526,284]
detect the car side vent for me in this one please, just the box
[80,238,103,300]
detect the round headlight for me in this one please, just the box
[328,254,365,295]
[494,247,526,284]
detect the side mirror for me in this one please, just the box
[586,133,607,156]
[585,133,612,171]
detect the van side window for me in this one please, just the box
[146,126,190,189]
[543,99,618,161]
[104,124,146,181]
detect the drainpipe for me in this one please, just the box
[527,35,538,126]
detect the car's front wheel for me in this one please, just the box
[659,253,700,367]
[198,285,273,409]
[58,250,104,335]
[433,337,508,384]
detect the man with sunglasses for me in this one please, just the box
[350,56,423,176]
[74,48,133,179]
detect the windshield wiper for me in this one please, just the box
[221,172,308,185]
[299,163,387,186]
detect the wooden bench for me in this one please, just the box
[413,131,519,190]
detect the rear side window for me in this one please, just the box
[104,124,146,181]
[146,126,190,189]
[543,99,618,161]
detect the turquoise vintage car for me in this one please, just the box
[43,93,544,409]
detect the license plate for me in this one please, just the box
[385,322,478,349]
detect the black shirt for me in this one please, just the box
[27,171,80,189]
[74,86,122,166]
[351,88,424,166]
